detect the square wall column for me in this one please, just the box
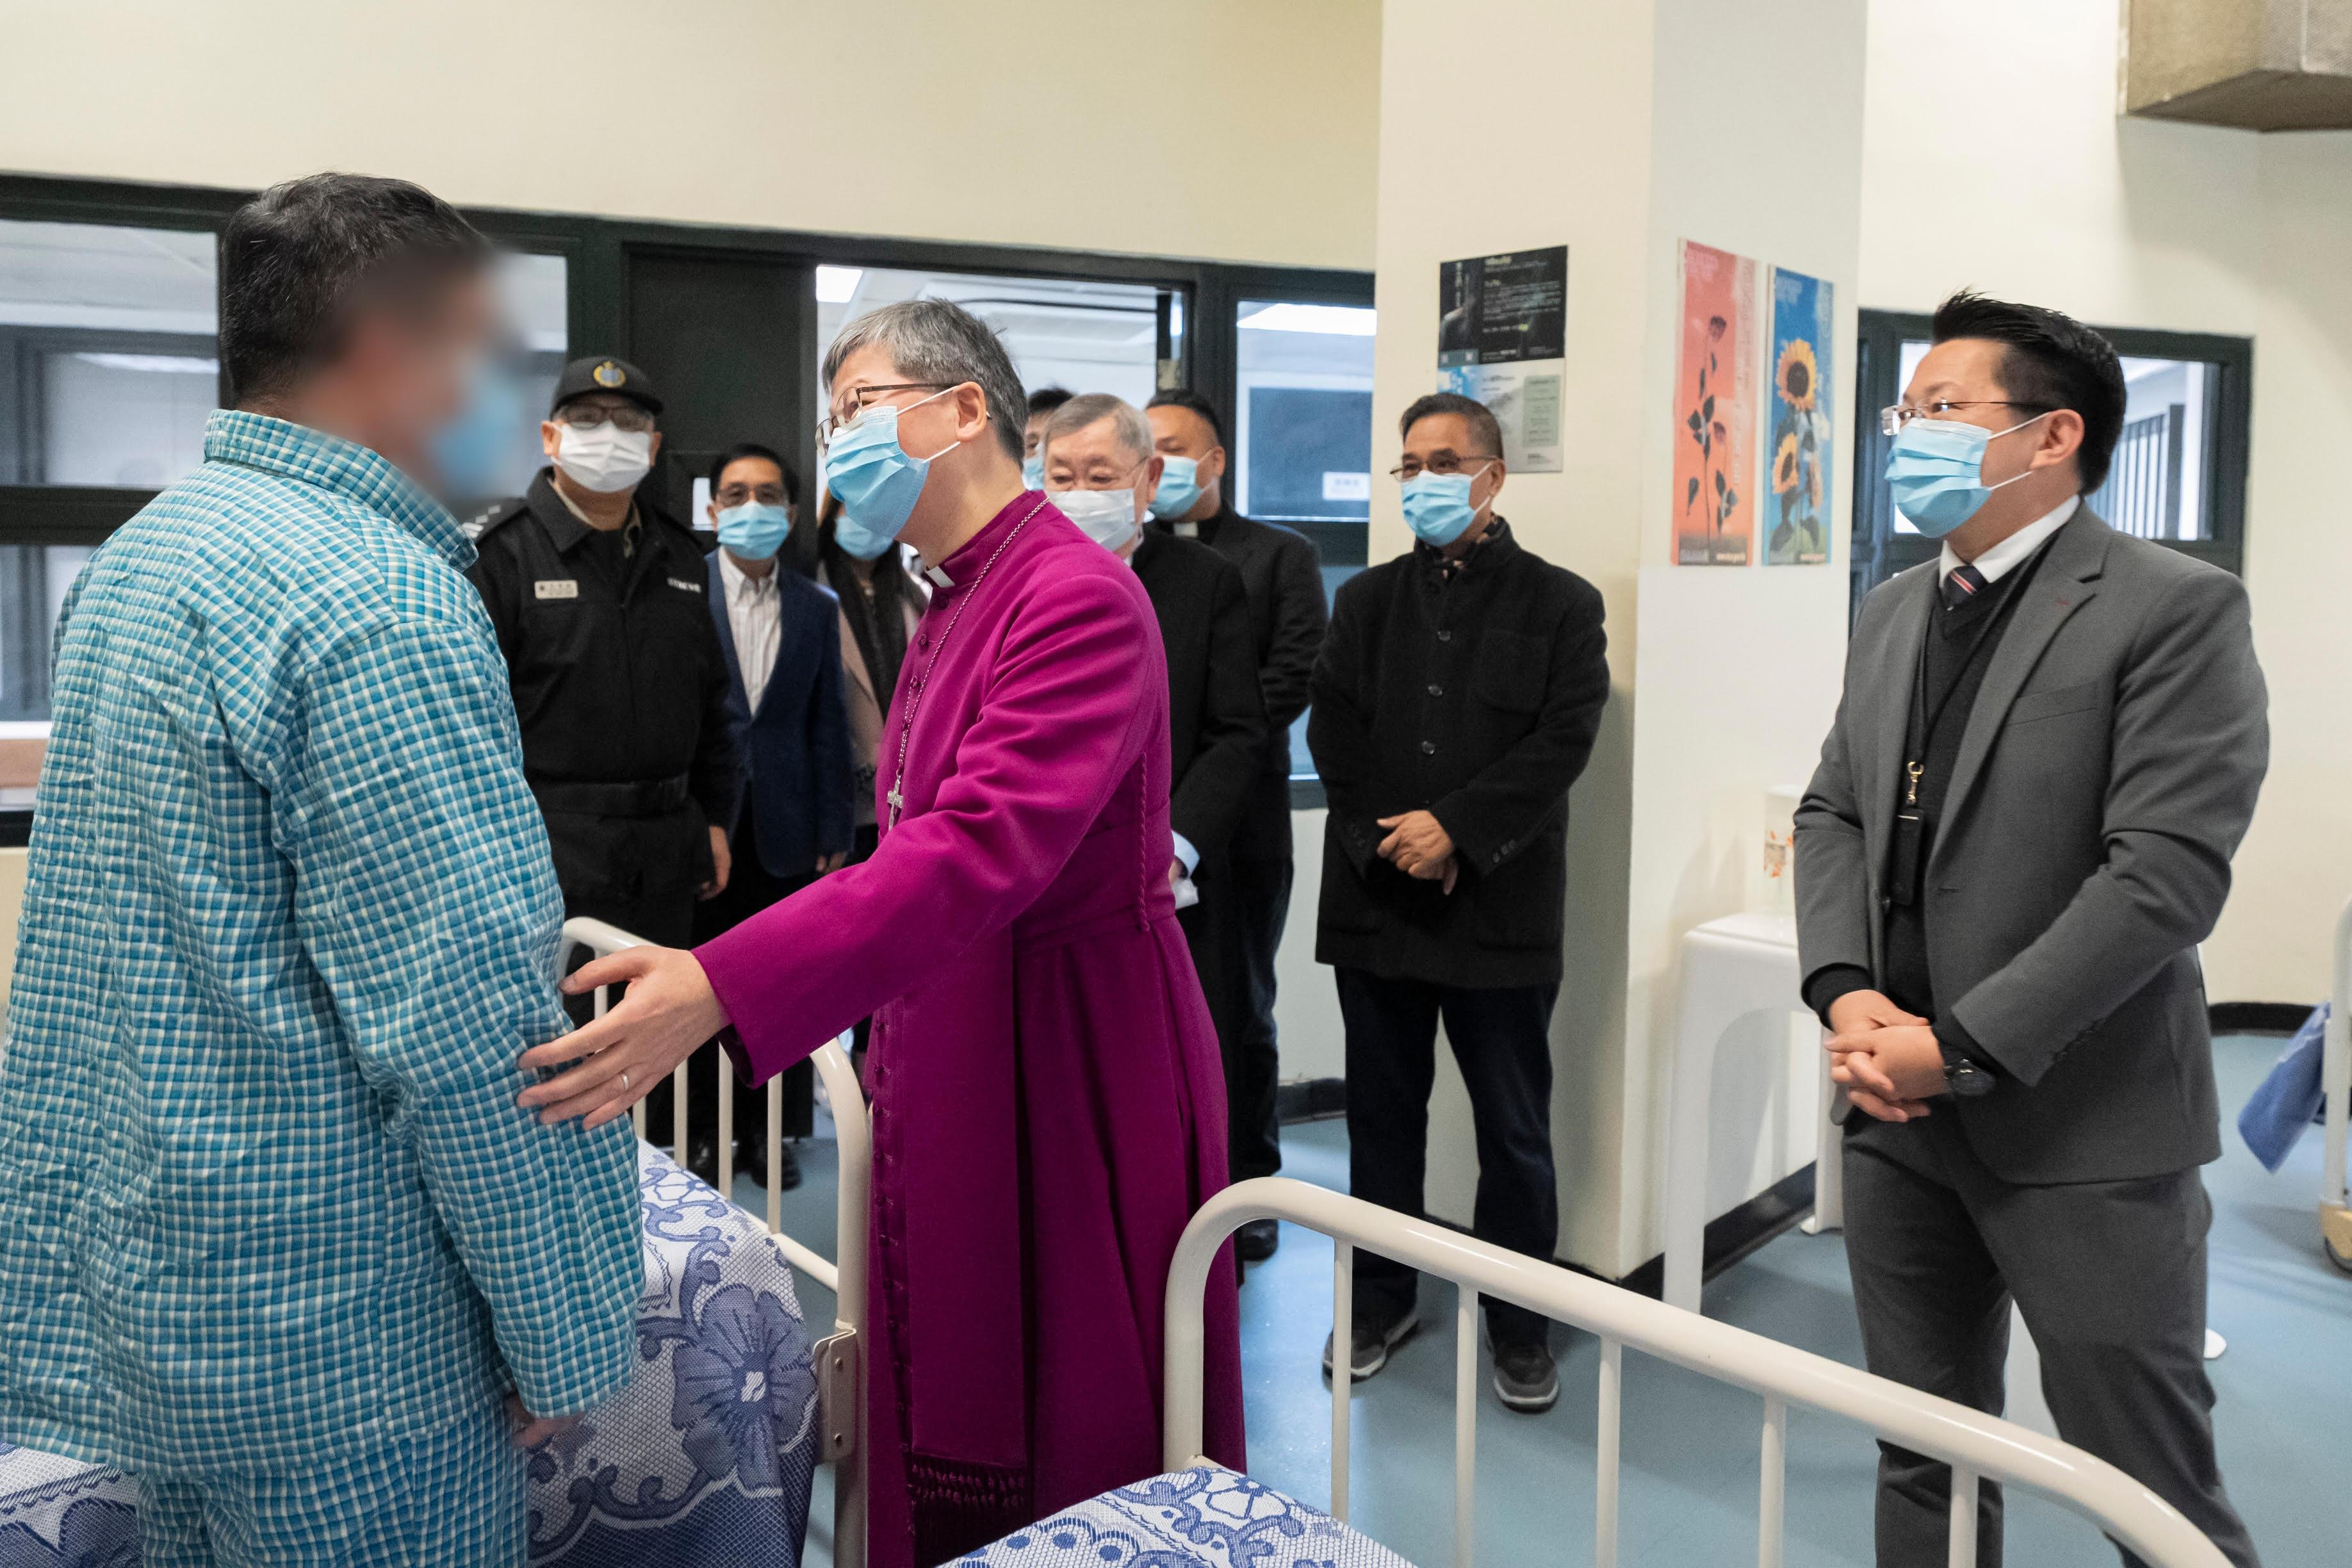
[1368,0,1869,1278]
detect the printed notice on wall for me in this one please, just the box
[1765,267,1834,566]
[1672,240,1760,566]
[1437,246,1567,473]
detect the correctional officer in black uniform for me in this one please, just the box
[466,355,744,963]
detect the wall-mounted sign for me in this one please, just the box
[1436,247,1567,473]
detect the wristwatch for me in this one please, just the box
[1943,1056,1997,1098]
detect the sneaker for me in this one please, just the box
[1490,1338,1559,1413]
[1321,1307,1421,1382]
[1237,1218,1280,1263]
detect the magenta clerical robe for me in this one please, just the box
[698,493,1246,1567]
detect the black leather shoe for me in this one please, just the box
[1237,1218,1280,1262]
[736,1140,803,1193]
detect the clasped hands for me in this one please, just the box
[1824,990,1949,1123]
[1377,810,1458,894]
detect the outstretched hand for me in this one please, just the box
[517,944,731,1131]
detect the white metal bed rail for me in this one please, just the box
[558,917,869,1568]
[1163,1178,2231,1568]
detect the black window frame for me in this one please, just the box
[0,172,1372,836]
[1849,307,2252,617]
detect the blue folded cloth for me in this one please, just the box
[2237,1003,2329,1173]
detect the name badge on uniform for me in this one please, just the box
[533,579,578,601]
[667,577,703,594]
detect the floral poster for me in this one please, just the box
[1766,267,1834,565]
[1672,240,1758,566]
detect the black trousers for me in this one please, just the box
[1337,967,1559,1348]
[1843,1116,2258,1568]
[1223,853,1291,1181]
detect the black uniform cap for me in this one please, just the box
[550,355,663,416]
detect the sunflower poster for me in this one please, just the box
[1672,240,1758,566]
[1766,267,1834,566]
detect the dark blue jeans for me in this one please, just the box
[1337,967,1560,1349]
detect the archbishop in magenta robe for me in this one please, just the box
[697,493,1246,1567]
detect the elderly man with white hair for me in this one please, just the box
[1040,393,1267,1172]
[518,304,1245,1568]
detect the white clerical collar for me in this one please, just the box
[922,560,954,588]
[1940,494,2078,585]
[1173,520,1200,539]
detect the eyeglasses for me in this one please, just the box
[555,402,657,434]
[817,382,954,446]
[1388,453,1499,482]
[714,483,788,508]
[1879,400,2052,436]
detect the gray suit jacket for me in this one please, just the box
[1793,509,2268,1184]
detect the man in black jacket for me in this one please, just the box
[1147,390,1330,1261]
[1309,391,1608,1414]
[1041,393,1267,1116]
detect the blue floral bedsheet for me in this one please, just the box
[0,1144,817,1568]
[962,1466,1416,1568]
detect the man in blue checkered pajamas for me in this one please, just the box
[0,176,643,1565]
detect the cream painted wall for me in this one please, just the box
[1373,0,1866,1276]
[1,1,1379,270]
[1855,2,2352,1006]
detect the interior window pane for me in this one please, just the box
[0,218,220,489]
[1234,300,1375,525]
[815,266,1163,410]
[0,544,95,739]
[1889,338,2216,543]
[1236,298,1373,780]
[494,250,570,499]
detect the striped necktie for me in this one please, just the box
[1941,560,1988,610]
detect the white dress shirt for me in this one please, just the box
[718,550,783,715]
[1940,494,2078,584]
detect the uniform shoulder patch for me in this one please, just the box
[466,498,527,541]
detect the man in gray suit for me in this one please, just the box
[1795,291,2265,1568]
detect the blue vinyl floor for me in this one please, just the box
[765,1033,2349,1567]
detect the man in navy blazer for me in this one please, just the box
[690,441,854,1189]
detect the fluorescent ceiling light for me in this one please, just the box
[73,353,218,375]
[815,266,863,304]
[1237,302,1376,336]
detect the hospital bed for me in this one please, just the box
[0,1142,822,1567]
[577,922,2235,1568]
[0,918,862,1568]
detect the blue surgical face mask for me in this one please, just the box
[1884,413,2046,538]
[425,357,525,500]
[822,386,961,553]
[716,502,792,561]
[1022,453,1045,490]
[832,505,897,561]
[1400,464,1492,548]
[1148,454,1202,521]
